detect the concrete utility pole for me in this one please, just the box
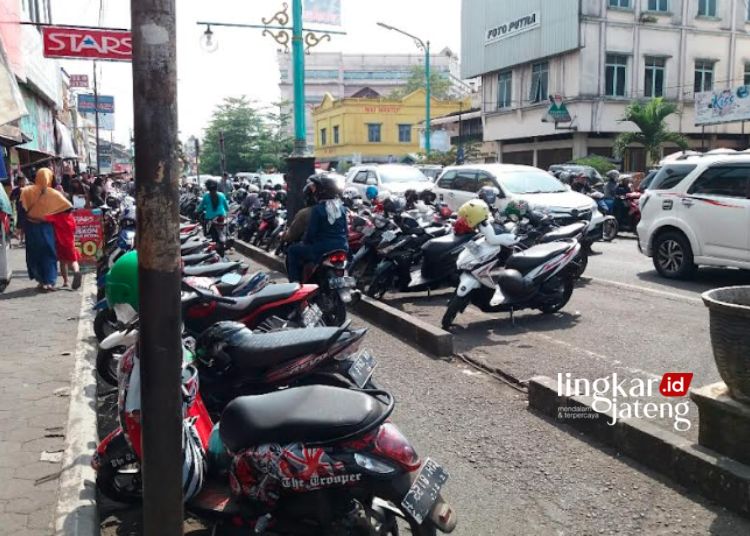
[131,1,184,535]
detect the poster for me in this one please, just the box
[695,86,750,126]
[73,209,104,265]
[304,0,341,26]
[77,94,115,131]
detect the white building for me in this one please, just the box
[278,50,463,149]
[462,0,750,171]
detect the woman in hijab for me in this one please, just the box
[21,168,72,291]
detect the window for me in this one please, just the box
[453,171,478,193]
[497,70,512,108]
[605,54,628,97]
[437,170,457,189]
[744,63,750,86]
[333,125,339,145]
[530,62,549,103]
[697,0,716,16]
[477,172,501,193]
[747,1,750,21]
[398,124,412,143]
[644,57,665,97]
[688,166,750,198]
[650,164,697,190]
[353,170,369,184]
[609,0,630,7]
[648,0,668,12]
[320,128,327,146]
[694,60,714,93]
[367,123,381,143]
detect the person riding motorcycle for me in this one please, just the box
[198,178,229,236]
[571,173,592,194]
[283,181,317,245]
[286,175,348,283]
[604,170,619,199]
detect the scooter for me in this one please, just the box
[301,250,357,327]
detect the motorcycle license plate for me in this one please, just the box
[347,351,377,388]
[401,458,449,524]
[329,276,356,290]
[302,304,323,327]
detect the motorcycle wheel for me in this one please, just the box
[361,500,437,536]
[366,270,392,300]
[571,252,588,279]
[315,291,347,327]
[96,439,142,503]
[602,217,618,241]
[539,277,574,314]
[96,346,125,386]
[441,293,470,330]
[94,308,118,342]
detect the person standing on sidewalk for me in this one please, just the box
[10,175,27,246]
[47,207,82,289]
[21,168,71,291]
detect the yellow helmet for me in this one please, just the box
[457,199,490,228]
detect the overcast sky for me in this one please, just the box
[52,0,461,145]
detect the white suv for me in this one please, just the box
[637,155,750,279]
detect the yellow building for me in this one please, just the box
[313,89,467,165]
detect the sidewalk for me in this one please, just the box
[0,247,86,535]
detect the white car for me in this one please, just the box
[433,164,604,234]
[345,164,433,197]
[637,155,750,279]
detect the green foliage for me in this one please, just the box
[613,97,688,168]
[570,155,617,176]
[388,66,455,101]
[417,142,481,166]
[200,97,294,175]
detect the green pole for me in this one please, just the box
[425,40,431,155]
[292,0,307,156]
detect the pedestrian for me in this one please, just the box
[89,176,106,207]
[46,207,82,289]
[10,175,28,246]
[69,177,90,209]
[219,172,233,194]
[20,168,72,291]
[51,174,65,193]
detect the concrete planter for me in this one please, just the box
[702,286,750,403]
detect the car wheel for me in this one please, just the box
[653,231,697,280]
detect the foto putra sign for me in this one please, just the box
[42,26,132,61]
[485,12,540,45]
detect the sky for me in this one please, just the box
[53,0,461,146]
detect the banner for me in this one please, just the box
[73,209,104,265]
[695,86,750,125]
[304,0,341,26]
[77,94,115,131]
[42,27,132,62]
[69,74,89,88]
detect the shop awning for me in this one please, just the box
[0,123,30,146]
[0,35,26,126]
[55,120,78,159]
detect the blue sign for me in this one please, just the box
[77,94,115,114]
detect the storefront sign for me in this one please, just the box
[69,74,89,88]
[485,12,540,45]
[543,95,571,124]
[77,94,115,131]
[363,105,401,114]
[42,27,132,61]
[73,209,104,264]
[695,86,750,125]
[304,0,341,26]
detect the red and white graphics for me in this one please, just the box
[42,27,132,61]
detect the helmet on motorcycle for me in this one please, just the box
[181,396,207,501]
[419,189,437,204]
[382,196,405,215]
[404,189,419,205]
[234,188,248,203]
[274,190,287,205]
[457,199,490,228]
[273,183,284,191]
[477,186,499,207]
[308,174,341,201]
[246,184,260,194]
[343,186,360,200]
[205,179,218,191]
[558,171,571,184]
[365,185,379,201]
[262,183,273,191]
[606,169,620,181]
[105,250,139,311]
[194,321,254,374]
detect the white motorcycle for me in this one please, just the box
[441,221,581,329]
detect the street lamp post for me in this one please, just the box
[377,22,431,155]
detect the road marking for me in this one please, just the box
[585,277,702,305]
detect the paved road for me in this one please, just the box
[0,247,84,535]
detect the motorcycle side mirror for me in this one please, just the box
[220,272,242,286]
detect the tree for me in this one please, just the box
[571,155,617,176]
[200,97,294,175]
[418,142,481,166]
[388,66,455,100]
[613,98,688,168]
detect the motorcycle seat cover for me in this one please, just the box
[184,261,243,277]
[220,385,383,451]
[214,283,301,318]
[421,232,473,257]
[506,242,570,272]
[541,223,586,242]
[181,240,209,253]
[181,252,216,265]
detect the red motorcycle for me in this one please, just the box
[608,192,642,237]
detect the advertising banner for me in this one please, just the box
[77,94,115,131]
[69,74,89,88]
[695,86,750,125]
[42,27,132,62]
[73,209,104,265]
[304,0,341,26]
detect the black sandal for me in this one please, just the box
[72,272,82,290]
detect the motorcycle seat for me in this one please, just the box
[214,271,263,296]
[541,223,587,242]
[220,385,384,451]
[506,242,571,272]
[181,252,216,265]
[214,283,302,317]
[421,232,474,257]
[181,240,209,254]
[183,261,244,278]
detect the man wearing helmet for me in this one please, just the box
[283,181,317,245]
[286,174,348,282]
[604,170,619,199]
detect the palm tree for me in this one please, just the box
[613,97,689,167]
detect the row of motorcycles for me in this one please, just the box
[92,184,455,535]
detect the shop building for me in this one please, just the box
[462,0,750,171]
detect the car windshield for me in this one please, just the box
[649,164,696,190]
[379,166,429,183]
[499,171,568,194]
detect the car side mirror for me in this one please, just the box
[366,177,377,186]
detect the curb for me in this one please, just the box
[233,240,454,357]
[54,275,99,536]
[528,375,750,518]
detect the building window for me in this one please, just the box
[744,63,750,86]
[648,0,668,12]
[398,124,412,143]
[333,125,339,145]
[747,1,750,21]
[529,61,549,103]
[497,70,512,108]
[644,56,665,97]
[697,0,716,16]
[694,60,714,93]
[605,54,628,97]
[320,128,327,146]
[609,0,630,8]
[367,123,381,143]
